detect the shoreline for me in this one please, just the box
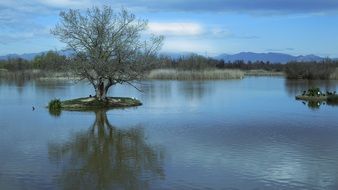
[52,97,142,111]
[295,94,338,104]
[2,69,338,81]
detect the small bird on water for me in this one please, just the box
[32,106,35,111]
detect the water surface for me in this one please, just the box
[1,77,338,190]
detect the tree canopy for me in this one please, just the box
[51,6,163,100]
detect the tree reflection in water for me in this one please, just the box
[306,101,322,110]
[48,110,165,190]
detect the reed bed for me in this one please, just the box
[147,69,244,80]
[329,68,338,80]
[0,69,73,81]
[285,62,337,80]
[0,69,47,80]
[244,69,284,76]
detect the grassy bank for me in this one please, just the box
[1,69,245,81]
[2,68,337,81]
[148,69,244,80]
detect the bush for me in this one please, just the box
[307,88,321,97]
[285,61,337,79]
[49,99,62,110]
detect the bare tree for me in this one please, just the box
[52,6,163,100]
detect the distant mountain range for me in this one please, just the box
[163,52,328,63]
[0,50,73,61]
[215,52,326,63]
[0,52,44,61]
[0,51,331,63]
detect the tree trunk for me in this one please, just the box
[95,81,106,100]
[95,81,113,101]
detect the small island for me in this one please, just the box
[62,97,142,111]
[296,88,338,103]
[49,97,142,112]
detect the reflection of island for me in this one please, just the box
[299,100,338,110]
[303,100,322,110]
[48,110,165,190]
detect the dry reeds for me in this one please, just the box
[244,69,284,76]
[329,68,338,80]
[0,69,73,81]
[0,69,47,80]
[285,61,337,80]
[147,69,244,80]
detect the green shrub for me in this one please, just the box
[307,88,321,97]
[49,99,62,110]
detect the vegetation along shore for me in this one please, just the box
[2,52,338,81]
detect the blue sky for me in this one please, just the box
[1,0,338,57]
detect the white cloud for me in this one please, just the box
[162,38,215,53]
[148,22,203,36]
[147,22,250,40]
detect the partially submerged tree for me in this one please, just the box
[52,6,163,100]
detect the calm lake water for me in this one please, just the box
[1,77,338,190]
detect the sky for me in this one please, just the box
[1,0,338,57]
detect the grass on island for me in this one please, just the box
[147,69,244,80]
[295,95,329,101]
[48,97,142,111]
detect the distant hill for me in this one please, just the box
[0,52,43,61]
[215,52,325,63]
[159,52,196,59]
[0,50,73,61]
[0,51,194,61]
